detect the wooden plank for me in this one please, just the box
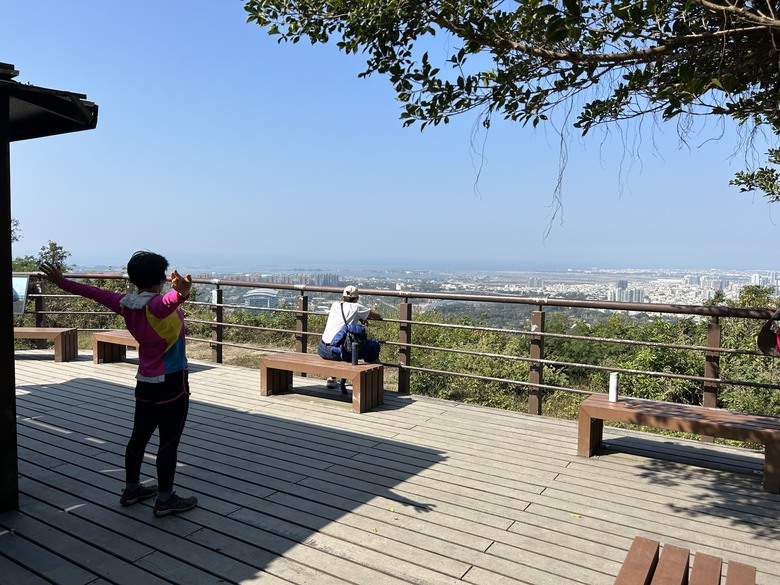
[0,532,73,585]
[724,561,756,585]
[690,552,722,585]
[9,354,780,585]
[650,543,689,585]
[614,536,659,585]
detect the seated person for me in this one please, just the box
[318,285,382,393]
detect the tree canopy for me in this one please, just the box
[245,0,780,200]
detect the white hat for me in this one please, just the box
[343,285,359,300]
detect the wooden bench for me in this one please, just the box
[614,536,756,585]
[260,352,384,414]
[13,327,78,362]
[92,330,139,364]
[578,393,780,492]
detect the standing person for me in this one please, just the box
[39,252,198,518]
[317,285,383,393]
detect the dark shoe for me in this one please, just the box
[340,379,348,395]
[120,484,158,506]
[153,492,198,518]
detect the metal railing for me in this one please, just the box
[13,272,780,423]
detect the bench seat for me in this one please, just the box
[92,330,139,364]
[615,536,756,585]
[260,352,384,414]
[578,393,780,492]
[13,327,78,362]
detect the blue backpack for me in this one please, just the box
[331,304,368,361]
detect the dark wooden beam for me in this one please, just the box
[0,91,19,512]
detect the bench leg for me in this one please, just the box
[352,372,365,414]
[350,368,384,414]
[763,440,780,493]
[372,367,384,409]
[577,408,603,457]
[53,334,65,362]
[53,332,78,362]
[261,366,292,397]
[63,330,78,362]
[93,340,126,364]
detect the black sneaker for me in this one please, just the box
[153,493,198,518]
[119,484,158,506]
[340,379,348,395]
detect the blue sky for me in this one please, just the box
[3,1,778,272]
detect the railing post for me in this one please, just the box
[701,317,721,443]
[210,287,223,364]
[528,306,545,415]
[33,282,46,348]
[296,292,308,354]
[398,300,412,394]
[34,282,45,328]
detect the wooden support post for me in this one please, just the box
[296,293,308,354]
[528,307,545,415]
[32,281,47,348]
[0,92,19,512]
[211,287,223,364]
[702,317,721,443]
[398,300,412,394]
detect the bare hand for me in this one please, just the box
[170,269,192,297]
[39,261,64,285]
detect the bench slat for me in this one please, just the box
[650,543,689,585]
[689,552,722,585]
[725,561,756,585]
[614,536,659,585]
[616,537,755,585]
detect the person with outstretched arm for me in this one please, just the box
[40,252,198,518]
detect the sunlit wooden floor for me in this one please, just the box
[3,350,780,584]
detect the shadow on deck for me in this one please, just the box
[3,351,780,584]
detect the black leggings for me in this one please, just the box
[125,371,190,493]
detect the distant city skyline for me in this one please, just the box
[68,260,780,281]
[4,2,778,271]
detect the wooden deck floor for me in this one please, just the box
[4,350,780,585]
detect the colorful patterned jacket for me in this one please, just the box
[58,278,188,382]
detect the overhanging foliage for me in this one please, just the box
[245,0,780,199]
